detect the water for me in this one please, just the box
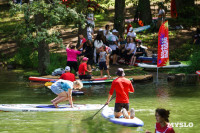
[0,68,200,133]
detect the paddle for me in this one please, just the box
[82,96,116,121]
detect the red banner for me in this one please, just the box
[157,21,169,67]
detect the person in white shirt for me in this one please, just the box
[127,27,136,38]
[157,3,165,29]
[107,29,119,65]
[94,33,104,64]
[125,38,136,65]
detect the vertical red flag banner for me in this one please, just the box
[171,0,178,18]
[157,21,169,67]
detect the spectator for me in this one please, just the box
[66,42,81,75]
[99,46,110,78]
[82,40,94,72]
[78,57,93,80]
[59,66,76,82]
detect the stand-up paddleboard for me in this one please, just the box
[196,70,200,76]
[29,76,108,84]
[49,78,133,84]
[101,107,144,127]
[46,86,84,96]
[0,104,103,112]
[137,61,189,69]
[133,25,150,33]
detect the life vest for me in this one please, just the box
[138,20,144,27]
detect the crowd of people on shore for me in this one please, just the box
[65,14,147,80]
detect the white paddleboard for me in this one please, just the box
[137,62,189,69]
[101,107,144,127]
[0,104,103,112]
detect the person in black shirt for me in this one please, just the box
[135,40,147,59]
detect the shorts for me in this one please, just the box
[114,103,129,112]
[111,49,119,55]
[87,58,93,66]
[99,61,107,70]
[79,75,91,80]
[50,85,64,95]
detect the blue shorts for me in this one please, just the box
[50,85,64,95]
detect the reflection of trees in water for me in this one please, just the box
[82,84,111,96]
[156,84,170,104]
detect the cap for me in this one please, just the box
[82,57,88,61]
[65,66,70,71]
[112,29,118,33]
[116,68,125,77]
[99,28,103,31]
[129,27,133,32]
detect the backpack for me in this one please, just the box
[52,68,65,76]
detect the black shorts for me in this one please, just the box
[111,49,119,55]
[87,58,93,66]
[99,61,107,70]
[114,103,129,112]
[79,75,91,80]
[67,61,78,72]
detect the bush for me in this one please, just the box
[169,43,199,61]
[45,53,67,74]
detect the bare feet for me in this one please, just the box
[53,102,58,108]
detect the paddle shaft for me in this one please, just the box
[90,96,116,119]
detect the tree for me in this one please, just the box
[114,0,125,36]
[175,0,195,18]
[10,0,86,75]
[137,0,152,25]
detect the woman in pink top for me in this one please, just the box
[66,42,81,74]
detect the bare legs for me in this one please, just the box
[130,55,136,66]
[51,91,68,108]
[112,54,118,65]
[100,70,110,78]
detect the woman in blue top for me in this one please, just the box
[50,79,83,108]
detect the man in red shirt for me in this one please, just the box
[78,57,93,80]
[59,66,76,82]
[106,68,135,119]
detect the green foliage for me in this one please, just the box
[7,46,38,69]
[45,53,67,74]
[169,43,199,61]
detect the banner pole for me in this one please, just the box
[157,67,159,83]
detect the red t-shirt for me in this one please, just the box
[109,77,134,103]
[59,72,76,82]
[78,62,88,75]
[155,123,175,133]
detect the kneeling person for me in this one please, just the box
[106,68,135,119]
[50,79,83,108]
[78,57,93,80]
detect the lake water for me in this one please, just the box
[0,68,200,133]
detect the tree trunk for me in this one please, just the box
[114,0,125,36]
[175,0,195,18]
[35,13,50,75]
[137,0,152,25]
[77,0,87,47]
[38,40,50,75]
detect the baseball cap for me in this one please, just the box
[116,68,125,76]
[82,57,88,61]
[65,66,70,71]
